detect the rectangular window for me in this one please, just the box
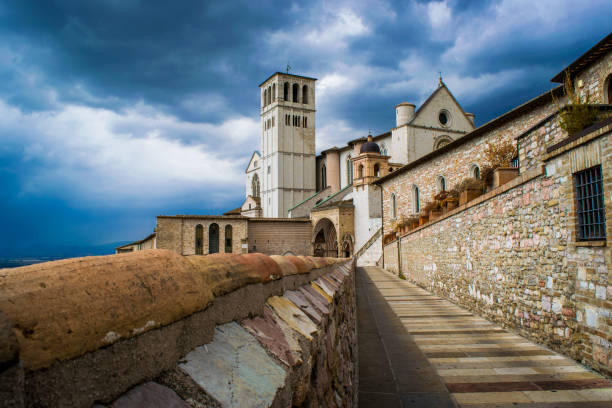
[574,165,606,240]
[303,117,307,128]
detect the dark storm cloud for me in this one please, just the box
[0,0,611,256]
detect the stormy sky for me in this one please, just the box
[0,0,610,256]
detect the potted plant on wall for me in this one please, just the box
[440,189,459,212]
[406,216,419,231]
[483,140,519,188]
[458,178,485,205]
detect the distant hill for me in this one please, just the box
[0,241,130,268]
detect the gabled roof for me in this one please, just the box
[245,150,261,173]
[407,82,474,128]
[223,207,242,215]
[551,32,612,83]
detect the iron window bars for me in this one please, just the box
[574,165,606,240]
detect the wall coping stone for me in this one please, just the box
[543,121,612,161]
[0,250,346,371]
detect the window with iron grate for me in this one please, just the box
[574,165,606,241]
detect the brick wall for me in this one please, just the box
[248,219,312,255]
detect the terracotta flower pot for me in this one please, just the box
[494,167,519,188]
[430,210,443,220]
[446,201,458,211]
[459,188,481,205]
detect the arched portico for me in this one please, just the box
[313,217,338,257]
[310,201,354,258]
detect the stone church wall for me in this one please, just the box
[384,123,612,376]
[382,97,558,234]
[0,251,356,407]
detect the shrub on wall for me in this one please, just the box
[553,71,601,135]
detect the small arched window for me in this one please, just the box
[263,89,268,106]
[321,165,327,189]
[413,186,420,213]
[292,83,299,102]
[302,85,308,104]
[225,225,233,253]
[357,164,364,179]
[283,82,289,101]
[374,164,380,177]
[391,194,397,218]
[195,224,204,255]
[347,156,353,184]
[272,83,276,103]
[268,86,272,105]
[471,164,481,179]
[437,176,446,192]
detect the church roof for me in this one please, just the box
[551,32,612,83]
[407,82,474,128]
[360,135,381,154]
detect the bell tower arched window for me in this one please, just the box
[283,82,289,101]
[374,164,380,178]
[272,83,276,103]
[292,83,299,102]
[357,164,364,179]
[302,85,308,104]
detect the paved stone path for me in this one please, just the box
[357,266,612,407]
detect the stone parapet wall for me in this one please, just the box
[385,127,612,376]
[0,250,356,407]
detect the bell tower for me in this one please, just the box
[259,72,317,218]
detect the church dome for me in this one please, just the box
[360,135,380,154]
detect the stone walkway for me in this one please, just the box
[356,266,612,407]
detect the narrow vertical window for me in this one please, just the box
[347,156,353,184]
[574,165,606,240]
[263,89,268,107]
[272,83,276,103]
[374,164,380,178]
[304,117,307,128]
[322,165,327,188]
[283,82,289,101]
[392,194,397,218]
[292,83,299,102]
[209,223,219,254]
[302,85,308,104]
[413,186,420,213]
[195,224,203,255]
[437,176,446,192]
[225,225,233,253]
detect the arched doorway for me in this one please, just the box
[312,218,338,258]
[341,233,354,258]
[209,223,219,254]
